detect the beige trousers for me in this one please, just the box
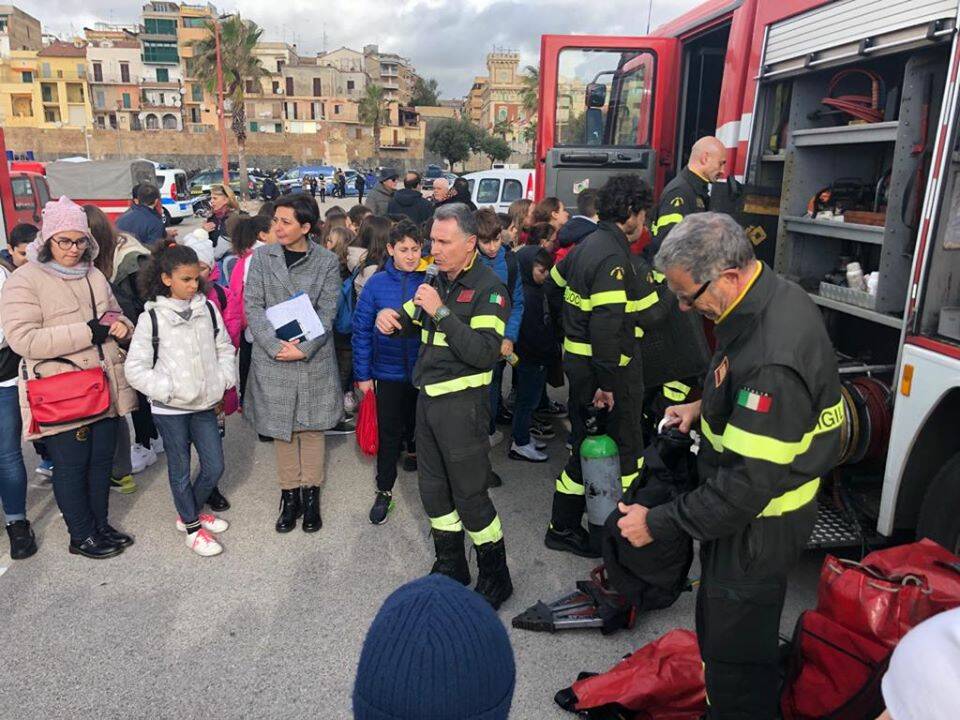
[273,431,326,490]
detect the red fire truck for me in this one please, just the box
[536,0,960,551]
[0,130,52,243]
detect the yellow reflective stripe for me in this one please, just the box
[701,418,723,453]
[662,380,692,402]
[590,290,627,307]
[637,456,645,469]
[423,370,493,397]
[758,478,820,517]
[470,314,505,336]
[722,399,844,465]
[621,471,639,490]
[555,470,584,495]
[550,264,567,287]
[466,515,503,545]
[430,510,463,532]
[402,299,416,316]
[651,213,684,237]
[421,330,448,346]
[564,287,592,310]
[626,291,658,313]
[562,338,630,366]
[651,270,666,283]
[635,326,645,338]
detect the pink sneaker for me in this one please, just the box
[176,513,229,534]
[185,528,222,557]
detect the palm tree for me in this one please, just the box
[492,118,512,139]
[359,83,388,164]
[521,64,539,117]
[190,14,266,199]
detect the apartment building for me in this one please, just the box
[139,1,183,130]
[85,28,144,130]
[0,5,40,55]
[363,44,414,104]
[178,2,218,131]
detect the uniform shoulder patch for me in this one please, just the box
[714,356,729,388]
[696,197,706,209]
[488,292,506,307]
[670,196,684,208]
[609,266,624,280]
[737,386,772,413]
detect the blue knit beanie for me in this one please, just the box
[353,574,516,720]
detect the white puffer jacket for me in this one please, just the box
[124,294,236,412]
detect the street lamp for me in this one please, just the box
[214,13,232,187]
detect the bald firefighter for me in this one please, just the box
[618,213,843,719]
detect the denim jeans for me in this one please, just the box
[44,417,118,541]
[153,410,225,525]
[0,383,28,523]
[511,362,547,446]
[112,416,133,478]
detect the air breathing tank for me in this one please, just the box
[582,406,622,553]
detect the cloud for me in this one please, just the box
[17,0,701,97]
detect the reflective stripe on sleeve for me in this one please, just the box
[651,213,684,237]
[590,290,628,307]
[621,471,639,491]
[722,400,844,465]
[466,515,503,545]
[402,299,416,316]
[429,510,463,532]
[470,314,506,336]
[421,330,448,346]
[550,265,567,287]
[758,478,820,517]
[423,370,493,397]
[626,291,658,313]
[555,470,583,495]
[562,337,631,366]
[662,380,691,402]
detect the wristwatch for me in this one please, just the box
[433,305,451,322]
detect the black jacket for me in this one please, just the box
[646,263,843,544]
[546,221,644,392]
[648,167,710,258]
[388,188,435,225]
[395,253,511,397]
[435,189,477,211]
[556,216,597,249]
[515,246,559,366]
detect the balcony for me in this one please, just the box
[39,69,86,81]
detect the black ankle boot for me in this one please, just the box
[6,520,37,560]
[275,488,302,533]
[301,486,322,532]
[206,486,230,511]
[474,538,513,610]
[430,529,471,585]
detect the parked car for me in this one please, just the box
[462,169,535,213]
[189,169,257,197]
[277,165,335,194]
[154,166,192,225]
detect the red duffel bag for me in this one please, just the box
[355,388,378,457]
[555,628,706,720]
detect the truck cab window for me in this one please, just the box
[555,48,654,147]
[12,177,34,210]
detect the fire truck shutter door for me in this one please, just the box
[760,0,957,79]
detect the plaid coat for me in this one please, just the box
[243,242,343,440]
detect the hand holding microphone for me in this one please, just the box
[413,264,442,322]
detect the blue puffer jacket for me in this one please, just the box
[352,259,424,382]
[478,246,524,342]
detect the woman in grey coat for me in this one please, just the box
[244,194,343,533]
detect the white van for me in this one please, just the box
[463,169,535,213]
[154,166,193,225]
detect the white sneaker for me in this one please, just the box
[130,443,157,474]
[489,430,504,447]
[508,441,548,463]
[176,513,229,534]
[151,435,164,454]
[185,528,223,557]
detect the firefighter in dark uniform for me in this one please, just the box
[375,203,514,609]
[544,175,654,558]
[648,135,726,256]
[617,213,843,719]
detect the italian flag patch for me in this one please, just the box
[737,387,772,413]
[489,293,505,307]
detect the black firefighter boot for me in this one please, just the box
[430,529,471,586]
[474,539,513,610]
[275,488,302,533]
[301,486,322,532]
[544,492,600,559]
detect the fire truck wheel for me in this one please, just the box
[916,451,960,555]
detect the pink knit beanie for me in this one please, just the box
[41,196,91,241]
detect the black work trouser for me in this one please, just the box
[551,356,644,529]
[417,386,500,544]
[131,391,157,447]
[375,379,418,492]
[697,501,817,719]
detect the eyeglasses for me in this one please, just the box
[52,237,89,250]
[674,267,736,306]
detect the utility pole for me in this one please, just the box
[214,17,230,187]
[646,0,654,34]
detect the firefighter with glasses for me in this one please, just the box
[617,212,843,719]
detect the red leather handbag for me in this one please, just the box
[24,276,111,434]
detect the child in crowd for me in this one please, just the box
[324,226,354,276]
[244,194,343,534]
[325,225,357,413]
[4,224,54,481]
[222,215,273,406]
[475,209,524,451]
[353,215,391,295]
[0,224,37,559]
[124,242,236,557]
[351,219,424,524]
[509,247,559,463]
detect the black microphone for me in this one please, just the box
[413,264,440,325]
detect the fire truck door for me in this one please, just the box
[537,35,680,204]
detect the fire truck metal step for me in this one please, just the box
[807,500,863,550]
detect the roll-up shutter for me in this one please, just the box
[760,0,958,79]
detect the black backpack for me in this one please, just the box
[149,300,219,368]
